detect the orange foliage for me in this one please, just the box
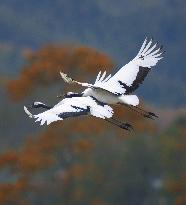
[7,44,114,101]
[0,150,18,168]
[73,139,93,153]
[0,177,29,205]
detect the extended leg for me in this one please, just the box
[105,117,133,131]
[134,106,158,118]
[124,104,158,119]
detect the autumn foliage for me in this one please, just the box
[7,45,114,101]
[1,43,184,205]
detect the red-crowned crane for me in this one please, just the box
[24,38,164,131]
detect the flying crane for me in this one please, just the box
[24,38,164,131]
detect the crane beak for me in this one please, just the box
[24,106,34,118]
[60,71,75,84]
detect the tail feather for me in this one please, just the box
[119,95,139,106]
[24,106,63,125]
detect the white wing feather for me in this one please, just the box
[24,97,113,125]
[94,38,164,95]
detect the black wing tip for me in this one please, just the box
[145,37,165,55]
[160,45,163,50]
[149,36,154,42]
[161,50,166,56]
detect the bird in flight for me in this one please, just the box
[24,38,164,131]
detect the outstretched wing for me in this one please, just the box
[24,96,113,125]
[95,38,164,95]
[94,70,112,85]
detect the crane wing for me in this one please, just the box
[95,38,164,95]
[24,96,113,125]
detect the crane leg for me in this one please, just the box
[124,104,158,119]
[105,117,133,131]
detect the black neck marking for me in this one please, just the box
[90,96,106,107]
[118,66,151,94]
[64,93,83,98]
[32,103,52,110]
[58,106,90,119]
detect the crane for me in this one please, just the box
[24,38,164,131]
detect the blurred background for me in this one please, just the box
[0,0,185,205]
